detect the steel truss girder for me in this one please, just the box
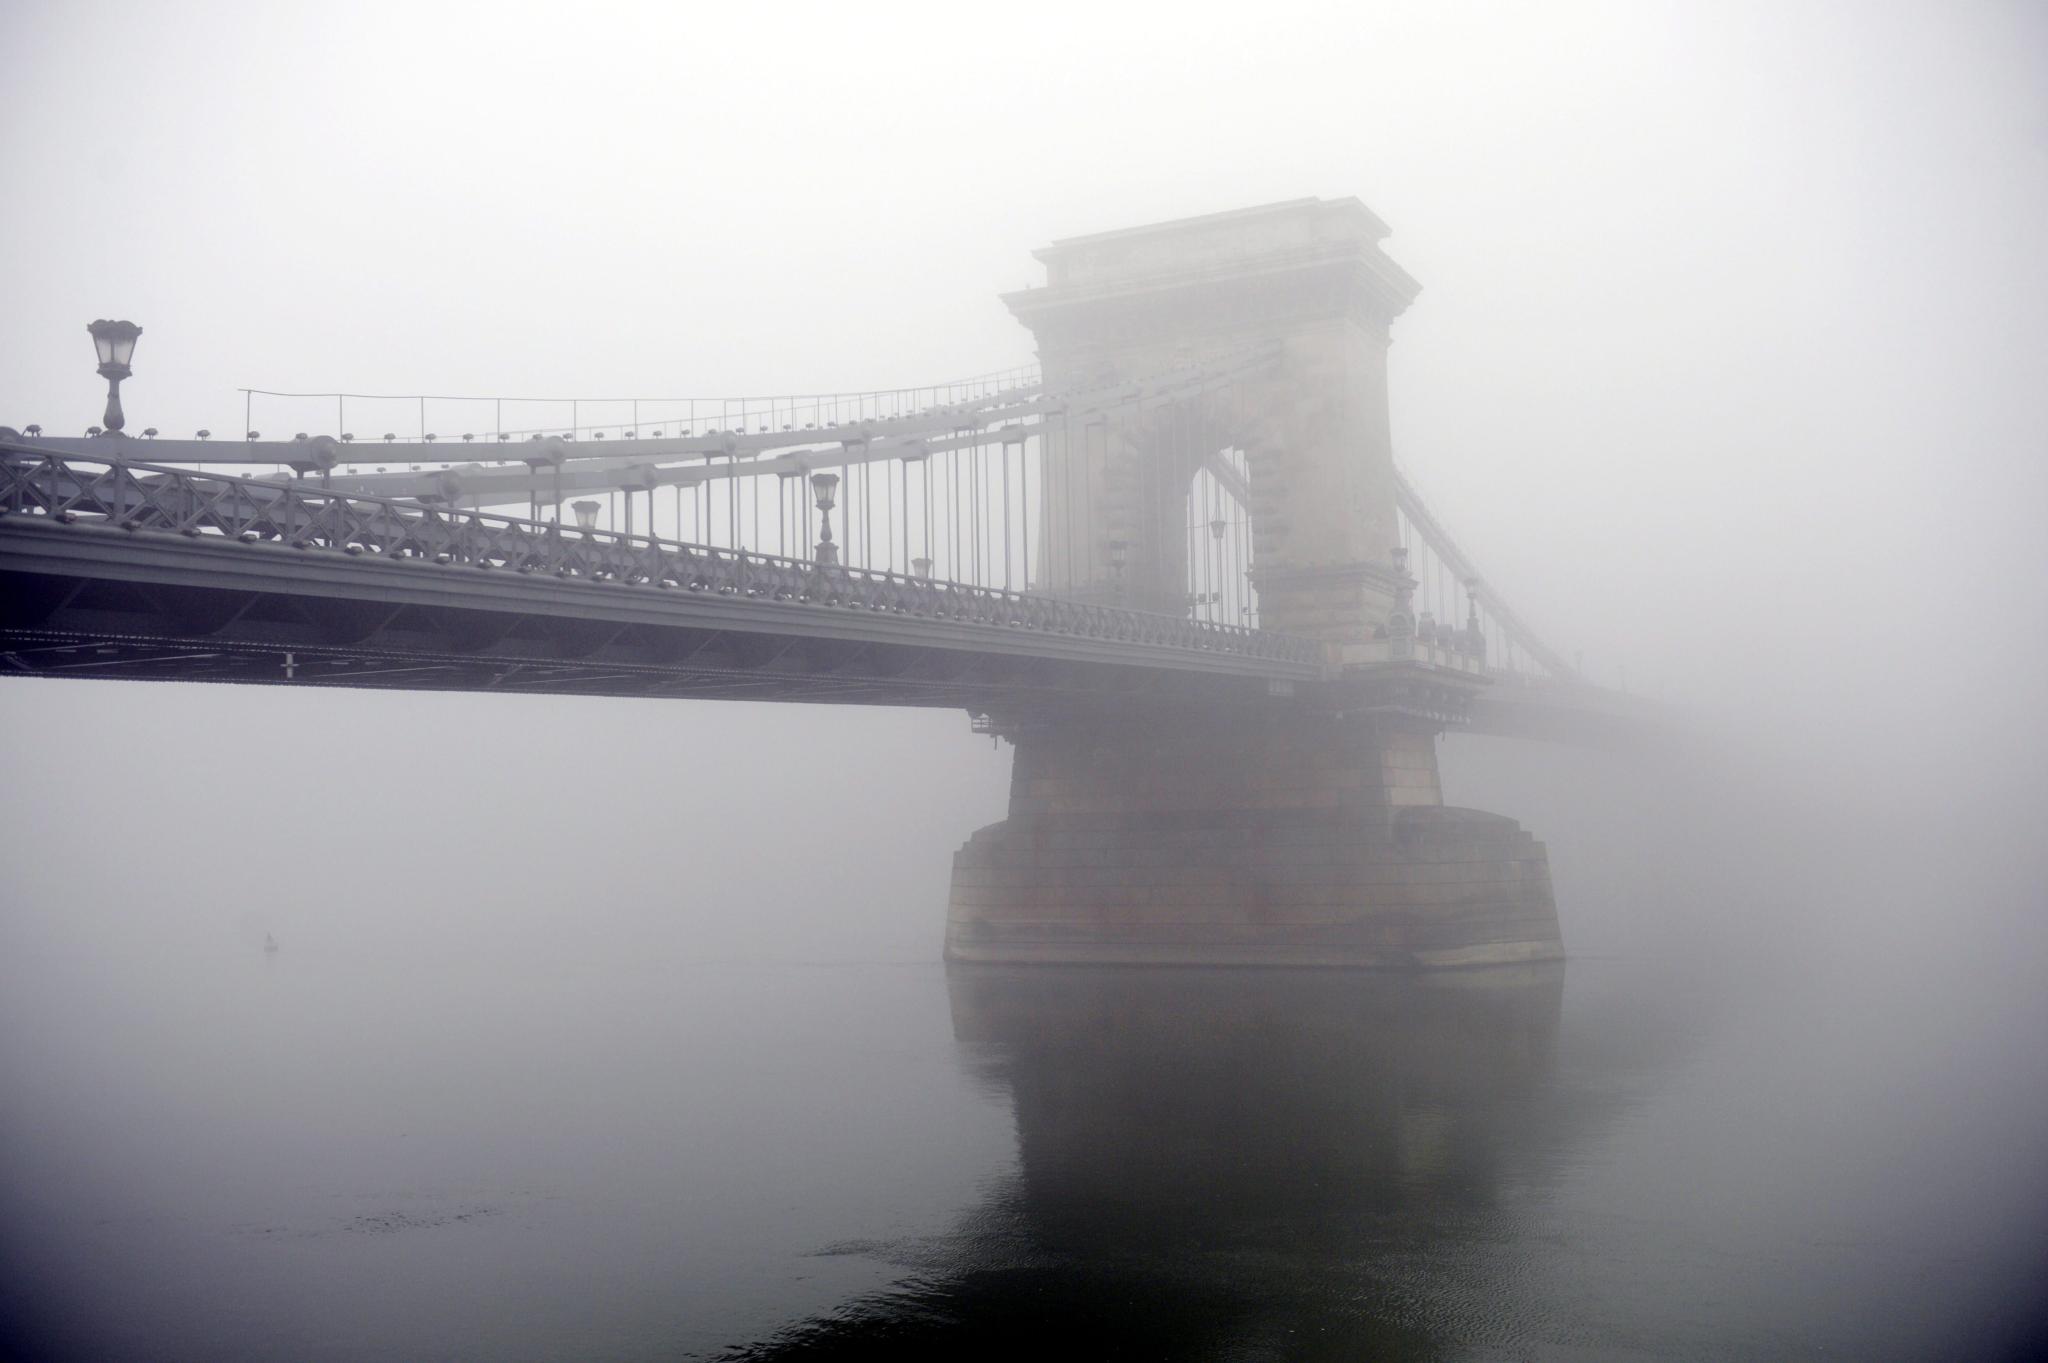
[0,624,1281,713]
[0,446,1325,677]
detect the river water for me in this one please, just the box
[4,932,2046,1360]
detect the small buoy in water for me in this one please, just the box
[264,933,279,954]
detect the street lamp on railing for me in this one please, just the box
[810,472,841,566]
[1462,579,1486,663]
[86,319,141,435]
[571,500,602,532]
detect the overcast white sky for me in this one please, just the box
[3,1,2044,959]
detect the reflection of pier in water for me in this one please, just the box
[725,963,1650,1360]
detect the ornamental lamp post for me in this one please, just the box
[810,472,841,566]
[571,500,602,531]
[86,319,141,435]
[1386,546,1416,641]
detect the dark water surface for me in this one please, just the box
[5,938,2046,1362]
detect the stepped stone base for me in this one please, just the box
[947,703,1562,969]
[946,804,1561,969]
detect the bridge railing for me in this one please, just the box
[0,449,1325,668]
[1391,467,1578,687]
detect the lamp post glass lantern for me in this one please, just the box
[572,500,602,532]
[810,473,840,566]
[86,319,141,434]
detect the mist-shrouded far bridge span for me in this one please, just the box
[2,197,1656,968]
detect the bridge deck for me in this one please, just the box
[0,448,1661,743]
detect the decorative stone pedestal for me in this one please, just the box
[945,705,1561,969]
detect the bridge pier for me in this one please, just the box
[955,198,1565,969]
[945,702,1561,969]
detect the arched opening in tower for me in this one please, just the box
[1183,445,1257,627]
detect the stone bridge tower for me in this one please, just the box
[946,200,1561,969]
[1003,197,1417,637]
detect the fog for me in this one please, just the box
[4,2,2047,1358]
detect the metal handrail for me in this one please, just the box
[0,449,1326,667]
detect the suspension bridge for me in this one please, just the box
[1,198,1653,967]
